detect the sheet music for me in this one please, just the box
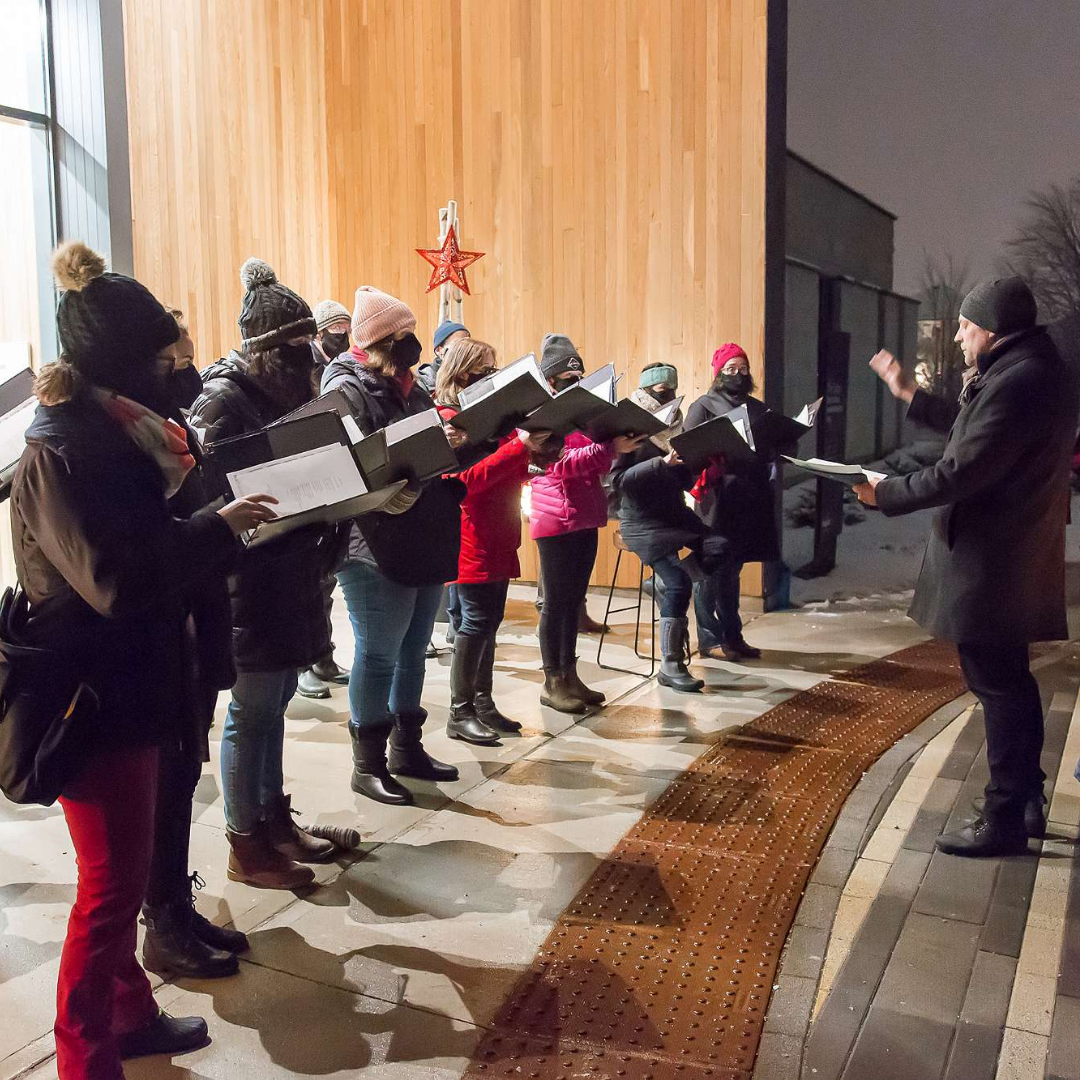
[0,398,36,470]
[732,416,756,450]
[795,398,823,427]
[459,354,548,409]
[227,443,368,516]
[654,397,684,426]
[384,408,443,445]
[342,414,363,444]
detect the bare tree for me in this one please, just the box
[1005,176,1080,323]
[917,249,970,400]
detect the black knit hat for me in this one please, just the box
[540,333,585,379]
[959,276,1038,336]
[237,257,316,352]
[52,241,179,376]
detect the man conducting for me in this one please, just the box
[857,276,1077,857]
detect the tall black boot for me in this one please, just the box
[446,634,501,745]
[657,616,704,692]
[389,711,461,781]
[141,899,239,979]
[185,872,249,955]
[350,723,414,805]
[475,634,522,734]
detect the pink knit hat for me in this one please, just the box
[711,342,749,376]
[350,286,416,349]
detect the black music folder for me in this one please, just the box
[750,398,822,455]
[356,408,458,485]
[585,396,683,443]
[449,354,552,444]
[518,364,618,437]
[670,405,756,469]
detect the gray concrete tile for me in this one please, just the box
[979,853,1040,958]
[872,912,980,1022]
[913,848,999,923]
[801,981,871,1080]
[1048,994,1080,1080]
[902,777,963,854]
[958,950,1018,1026]
[841,1006,955,1080]
[939,711,985,781]
[879,847,932,901]
[808,845,858,889]
[942,1022,1005,1080]
[793,882,841,931]
[778,922,830,982]
[1058,856,1080,997]
[754,1032,802,1080]
[763,975,817,1040]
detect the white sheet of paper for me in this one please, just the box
[795,398,822,427]
[653,397,684,426]
[0,397,36,469]
[342,414,363,444]
[384,408,442,445]
[732,416,755,449]
[801,456,886,483]
[227,443,367,516]
[459,355,550,409]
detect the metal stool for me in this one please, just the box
[596,529,657,677]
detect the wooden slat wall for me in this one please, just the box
[123,0,773,590]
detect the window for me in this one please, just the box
[0,0,57,369]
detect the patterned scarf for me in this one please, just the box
[93,387,195,497]
[629,387,684,453]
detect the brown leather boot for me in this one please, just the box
[566,660,605,706]
[265,794,336,864]
[540,669,589,714]
[227,823,315,890]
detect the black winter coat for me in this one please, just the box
[878,327,1078,644]
[10,396,238,753]
[609,441,706,565]
[321,354,468,585]
[684,389,780,563]
[188,353,346,671]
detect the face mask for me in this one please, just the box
[280,342,316,372]
[646,386,676,406]
[389,332,423,372]
[169,363,204,411]
[321,331,349,360]
[720,372,752,397]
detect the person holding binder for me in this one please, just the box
[434,338,553,743]
[610,364,705,692]
[858,278,1077,857]
[10,243,277,1077]
[529,334,645,713]
[189,258,345,890]
[322,287,470,805]
[686,344,776,662]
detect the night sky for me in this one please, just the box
[788,0,1080,298]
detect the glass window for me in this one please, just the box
[0,0,47,114]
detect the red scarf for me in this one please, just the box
[94,388,195,497]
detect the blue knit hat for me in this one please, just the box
[434,320,468,350]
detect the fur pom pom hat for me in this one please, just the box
[52,241,179,377]
[237,257,316,352]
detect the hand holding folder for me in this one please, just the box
[449,354,552,444]
[670,405,756,470]
[782,455,887,487]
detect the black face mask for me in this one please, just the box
[389,332,423,373]
[321,331,349,361]
[719,372,752,398]
[646,387,676,406]
[169,364,204,413]
[280,342,317,372]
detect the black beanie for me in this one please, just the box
[53,241,179,377]
[540,333,585,379]
[237,258,316,353]
[959,276,1038,336]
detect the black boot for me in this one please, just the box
[119,1010,209,1059]
[296,668,331,700]
[446,634,501,745]
[141,899,239,979]
[935,817,1030,857]
[475,634,522,734]
[186,872,249,954]
[311,657,349,684]
[657,617,704,693]
[350,723,414,805]
[390,711,462,780]
[540,669,590,714]
[566,659,605,706]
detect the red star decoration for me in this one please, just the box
[416,224,485,295]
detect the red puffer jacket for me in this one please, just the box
[438,405,532,583]
[528,431,615,540]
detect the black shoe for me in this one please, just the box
[185,872,249,954]
[425,640,439,659]
[349,724,414,805]
[296,668,331,700]
[725,637,762,660]
[311,658,349,684]
[447,708,501,745]
[474,634,522,733]
[389,712,460,782]
[119,1010,209,1059]
[971,794,1047,839]
[142,901,239,980]
[657,617,705,693]
[935,817,1030,857]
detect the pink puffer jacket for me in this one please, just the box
[529,432,616,539]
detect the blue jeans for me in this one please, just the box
[446,583,461,633]
[220,668,297,833]
[650,554,694,618]
[693,557,744,650]
[457,580,510,637]
[337,560,443,732]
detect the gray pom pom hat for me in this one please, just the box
[237,257,316,353]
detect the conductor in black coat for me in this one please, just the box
[858,277,1078,857]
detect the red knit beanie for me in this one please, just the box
[711,342,748,377]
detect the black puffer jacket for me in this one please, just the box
[684,389,780,563]
[321,352,468,585]
[609,441,706,565]
[10,394,237,752]
[188,353,346,671]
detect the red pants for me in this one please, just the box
[55,746,160,1080]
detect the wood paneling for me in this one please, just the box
[123,0,776,590]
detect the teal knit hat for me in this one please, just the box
[638,363,678,390]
